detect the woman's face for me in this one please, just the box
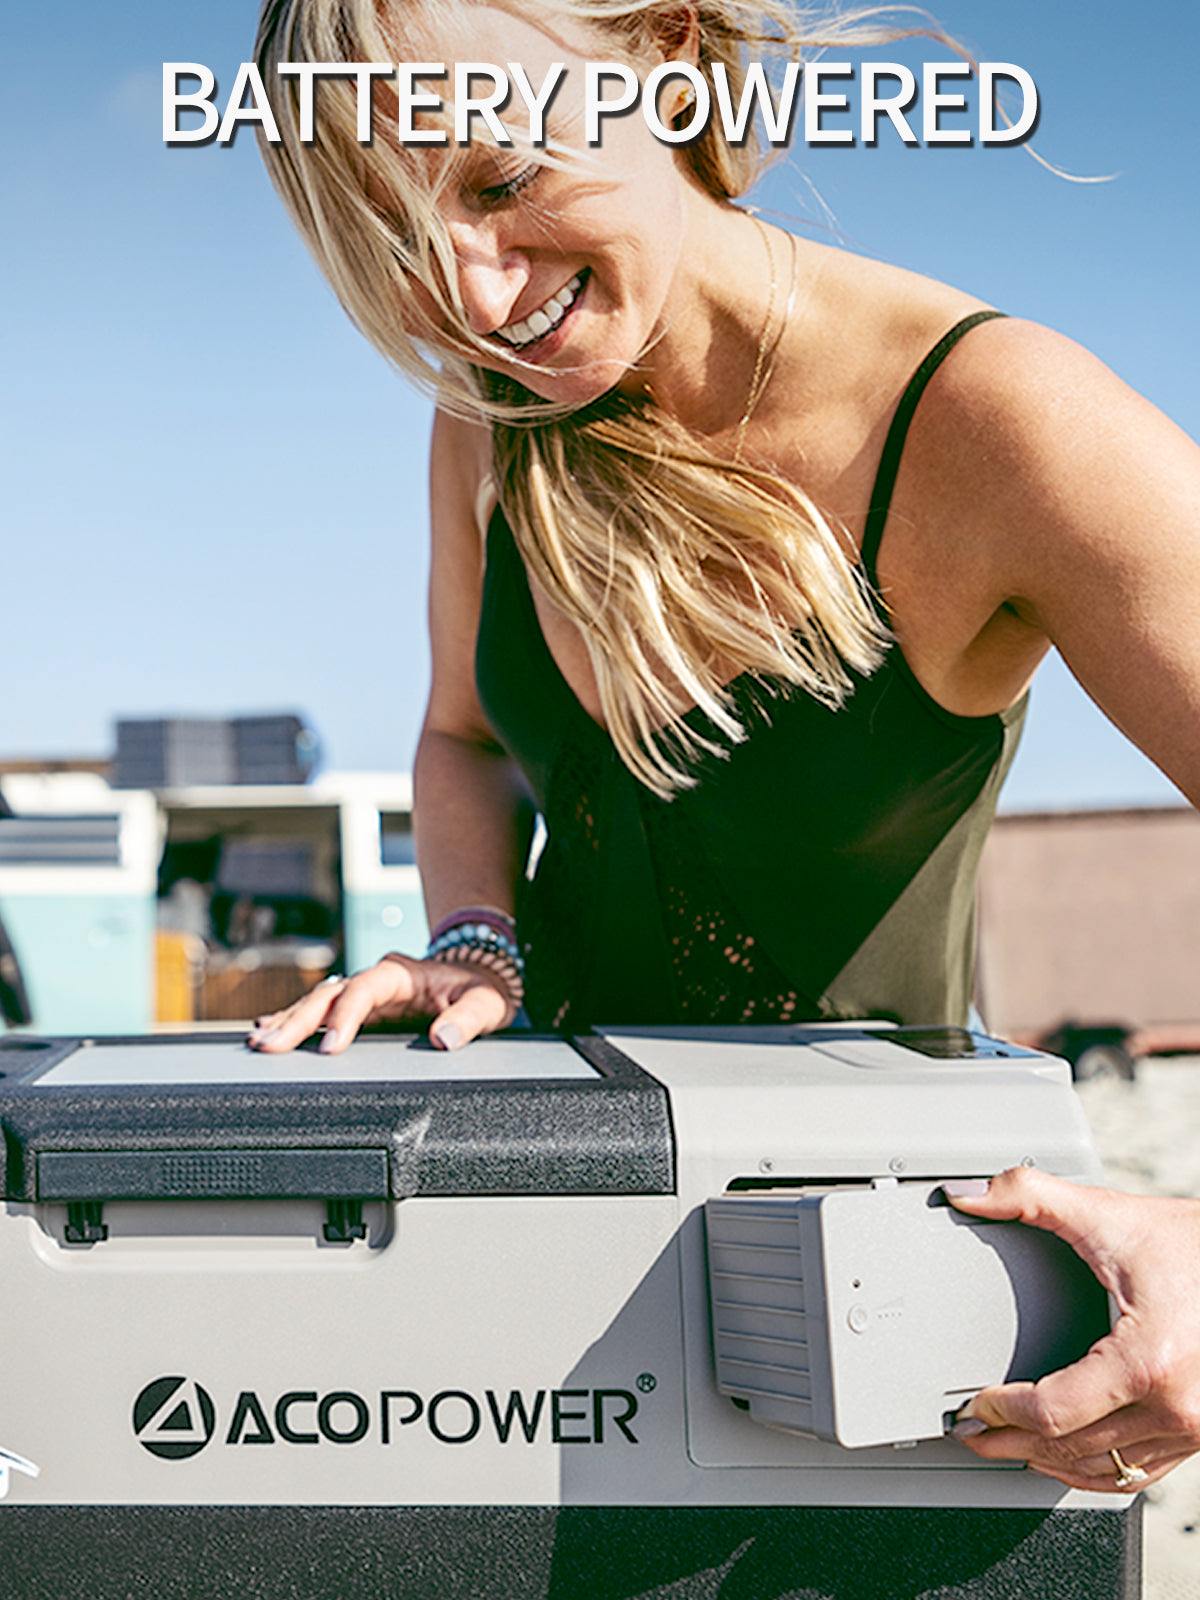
[390,4,697,405]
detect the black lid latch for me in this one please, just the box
[323,1198,367,1244]
[64,1200,108,1245]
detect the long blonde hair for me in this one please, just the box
[254,1,966,796]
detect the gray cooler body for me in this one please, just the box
[0,1026,1140,1599]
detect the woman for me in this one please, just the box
[247,0,1200,1494]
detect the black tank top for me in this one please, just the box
[475,310,1028,1030]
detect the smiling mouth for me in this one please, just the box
[491,268,590,357]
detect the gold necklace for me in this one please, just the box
[733,219,798,464]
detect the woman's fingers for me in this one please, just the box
[954,1405,1190,1492]
[1028,1449,1196,1494]
[944,1165,1126,1279]
[960,1334,1143,1438]
[1069,1438,1185,1478]
[249,966,410,1054]
[961,1398,1181,1466]
[245,956,513,1056]
[316,964,417,1054]
[247,982,343,1052]
[959,1417,1165,1479]
[428,973,512,1051]
[959,1401,1160,1465]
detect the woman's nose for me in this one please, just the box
[446,221,531,336]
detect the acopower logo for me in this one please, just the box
[133,1375,653,1459]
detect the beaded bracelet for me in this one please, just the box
[427,905,517,948]
[426,921,523,969]
[422,910,526,1013]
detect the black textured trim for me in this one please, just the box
[0,1503,1140,1600]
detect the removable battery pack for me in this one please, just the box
[707,1177,1111,1448]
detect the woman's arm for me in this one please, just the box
[921,317,1200,1486]
[250,405,535,1055]
[414,402,535,925]
[413,728,533,924]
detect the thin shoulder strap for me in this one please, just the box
[860,309,1008,589]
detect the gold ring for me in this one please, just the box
[1109,1447,1149,1488]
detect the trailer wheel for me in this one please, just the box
[1072,1043,1137,1084]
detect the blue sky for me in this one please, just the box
[5,2,1197,810]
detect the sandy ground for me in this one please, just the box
[1073,1056,1200,1600]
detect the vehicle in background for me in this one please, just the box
[977,805,1200,1081]
[336,777,428,973]
[0,775,159,1034]
[0,772,426,1035]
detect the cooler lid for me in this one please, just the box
[0,1032,674,1201]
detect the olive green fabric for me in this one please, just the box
[475,311,1025,1030]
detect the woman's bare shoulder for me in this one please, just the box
[891,311,1167,570]
[801,250,1127,552]
[903,313,1145,457]
[794,262,1075,715]
[768,242,995,498]
[876,306,1196,669]
[801,242,991,361]
[907,311,1200,612]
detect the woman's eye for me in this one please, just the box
[478,163,541,204]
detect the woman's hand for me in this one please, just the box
[246,954,515,1056]
[945,1167,1200,1492]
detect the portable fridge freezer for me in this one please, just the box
[0,1024,1140,1599]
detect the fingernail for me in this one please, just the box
[435,1022,463,1051]
[942,1179,991,1198]
[251,1026,280,1045]
[951,1418,989,1439]
[318,1028,341,1054]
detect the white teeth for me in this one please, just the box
[497,274,584,348]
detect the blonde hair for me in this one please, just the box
[254,1,967,796]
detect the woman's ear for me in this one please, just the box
[647,2,702,72]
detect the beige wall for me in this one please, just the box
[977,808,1200,1036]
